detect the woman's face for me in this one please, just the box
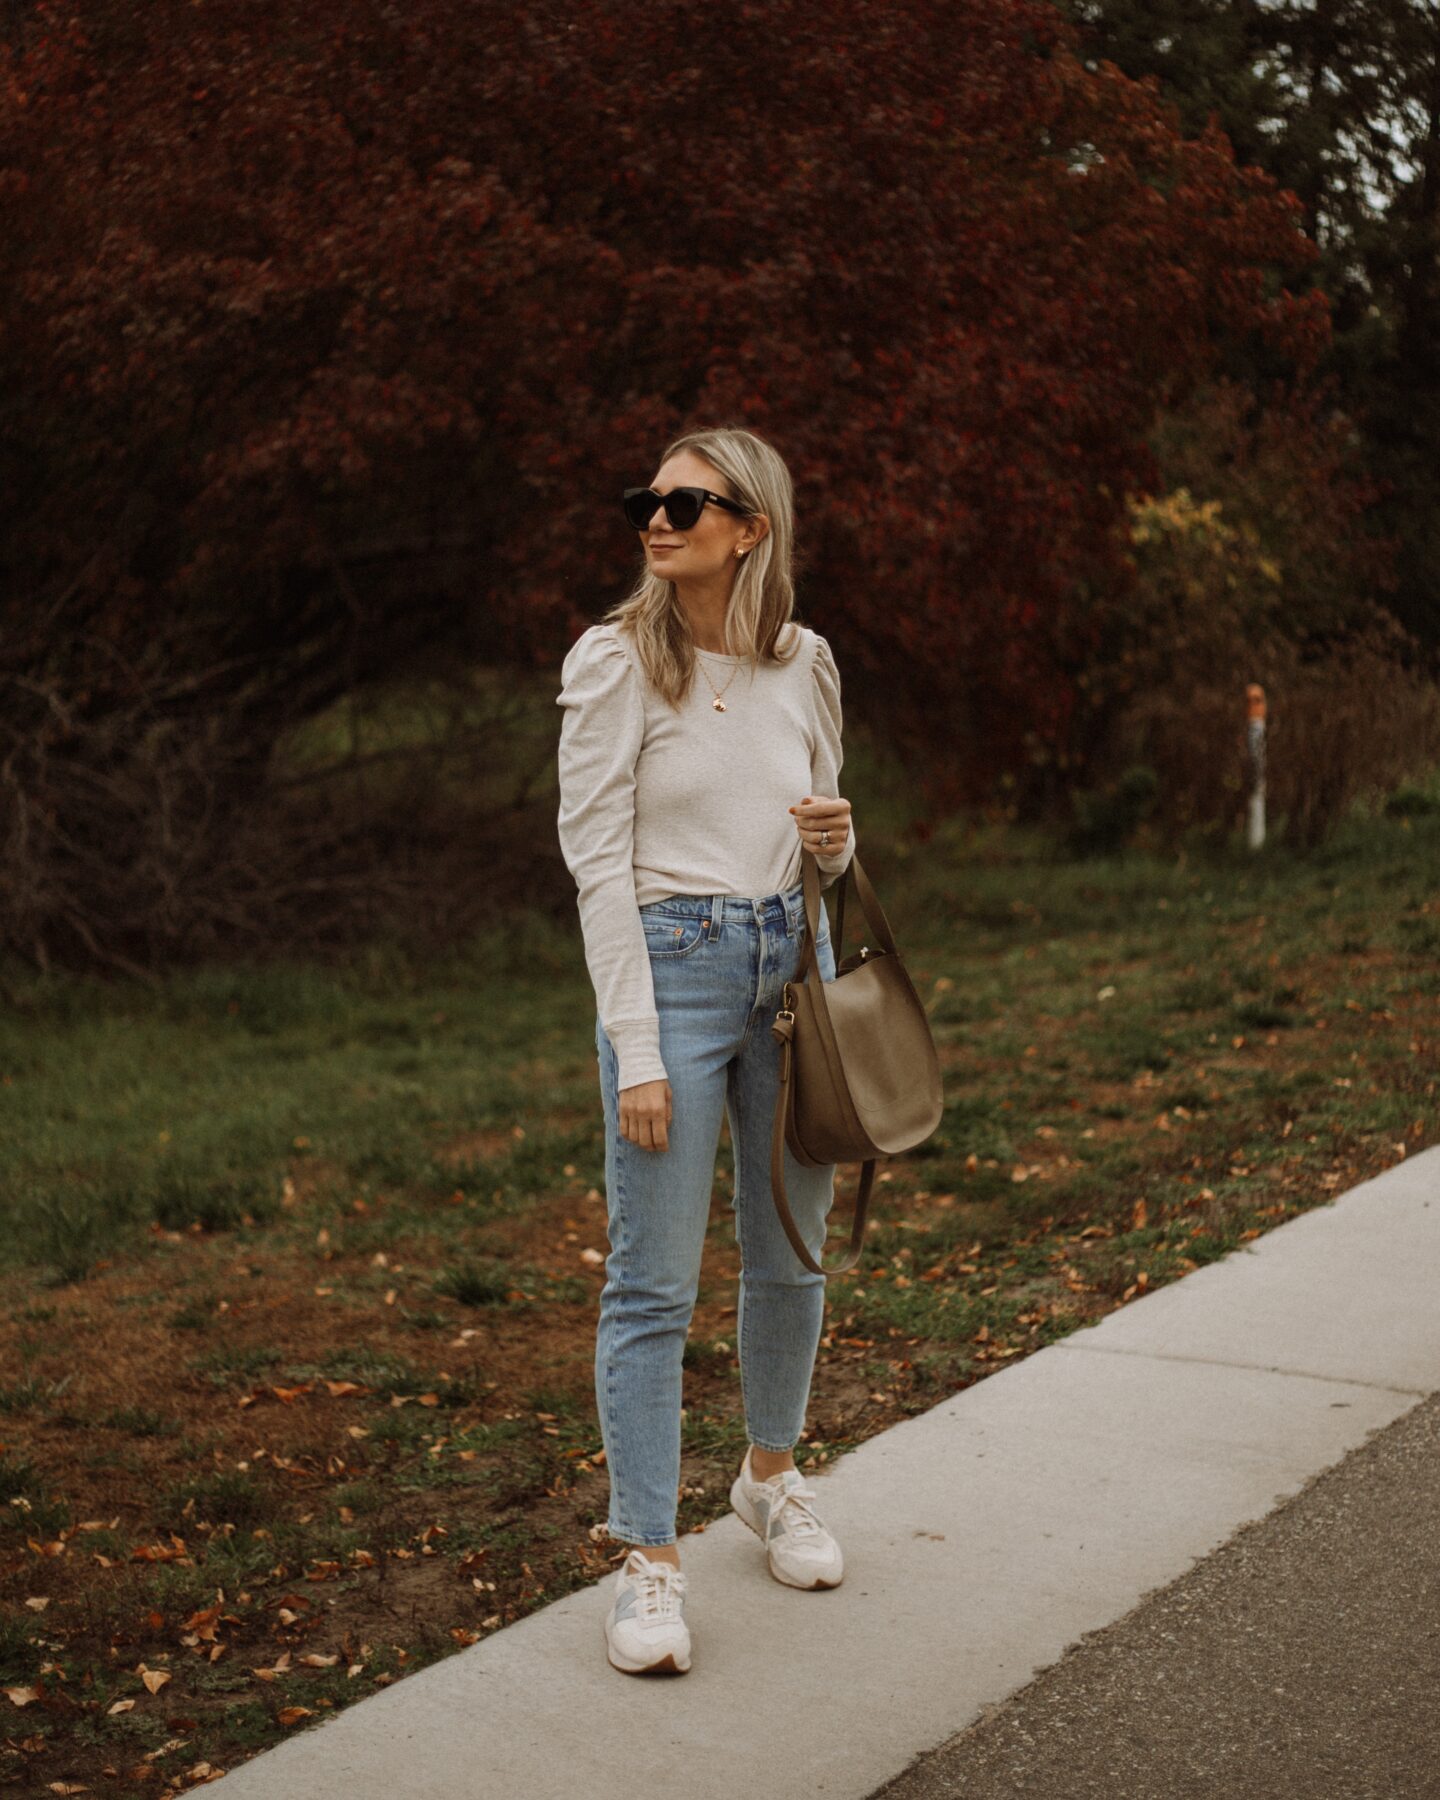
[639,449,767,583]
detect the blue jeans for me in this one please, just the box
[594,879,840,1546]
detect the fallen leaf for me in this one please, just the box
[181,1605,223,1641]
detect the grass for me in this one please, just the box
[0,774,1436,1794]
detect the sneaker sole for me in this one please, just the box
[606,1647,690,1675]
[604,1625,691,1675]
[728,1477,844,1590]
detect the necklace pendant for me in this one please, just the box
[712,697,726,712]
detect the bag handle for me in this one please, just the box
[794,846,900,987]
[770,1004,876,1276]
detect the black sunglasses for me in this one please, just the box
[622,486,752,532]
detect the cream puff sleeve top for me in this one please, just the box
[555,621,857,1092]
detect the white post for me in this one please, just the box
[1246,682,1266,850]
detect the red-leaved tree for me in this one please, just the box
[0,0,1340,963]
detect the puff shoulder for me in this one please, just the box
[558,623,635,701]
[811,630,843,722]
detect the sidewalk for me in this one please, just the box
[206,1146,1440,1800]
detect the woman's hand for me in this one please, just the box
[618,1077,672,1152]
[789,793,851,858]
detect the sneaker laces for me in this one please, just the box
[764,1474,824,1541]
[625,1554,687,1620]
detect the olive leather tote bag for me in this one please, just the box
[769,847,944,1275]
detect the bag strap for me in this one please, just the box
[795,847,900,988]
[770,1006,875,1276]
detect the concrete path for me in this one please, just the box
[207,1146,1440,1800]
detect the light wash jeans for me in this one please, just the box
[594,879,840,1546]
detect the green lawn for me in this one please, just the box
[0,779,1436,1794]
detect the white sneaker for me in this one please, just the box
[603,1549,691,1675]
[729,1447,845,1589]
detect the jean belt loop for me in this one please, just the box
[707,895,720,941]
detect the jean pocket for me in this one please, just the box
[641,915,707,958]
[797,907,832,948]
[794,913,833,984]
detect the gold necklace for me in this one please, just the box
[695,652,741,712]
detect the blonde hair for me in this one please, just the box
[600,425,804,710]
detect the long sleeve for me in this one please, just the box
[810,633,857,891]
[556,627,669,1092]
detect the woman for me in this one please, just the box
[555,425,856,1677]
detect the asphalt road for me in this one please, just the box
[872,1388,1440,1800]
